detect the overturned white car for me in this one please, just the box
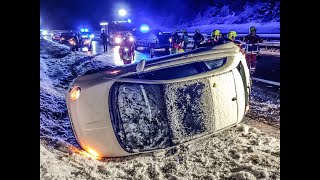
[66,42,251,158]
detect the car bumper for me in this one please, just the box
[66,79,131,158]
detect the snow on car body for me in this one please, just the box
[66,42,251,158]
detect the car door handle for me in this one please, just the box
[232,97,237,101]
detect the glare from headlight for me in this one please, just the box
[169,38,172,42]
[129,37,134,41]
[61,37,65,40]
[115,37,122,44]
[42,30,48,35]
[86,147,100,157]
[70,87,81,101]
[124,48,129,52]
[69,40,75,45]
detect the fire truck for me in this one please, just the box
[101,20,134,46]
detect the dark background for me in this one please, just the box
[40,0,279,30]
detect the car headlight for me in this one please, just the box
[69,40,75,45]
[61,37,65,40]
[169,38,172,42]
[129,37,134,41]
[70,87,81,101]
[42,30,48,35]
[115,37,122,43]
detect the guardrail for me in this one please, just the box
[46,30,280,48]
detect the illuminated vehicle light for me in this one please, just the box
[69,40,75,45]
[42,30,48,35]
[86,147,100,157]
[70,87,81,101]
[140,24,150,33]
[89,34,94,38]
[115,37,122,43]
[105,70,121,75]
[124,48,129,52]
[129,37,134,41]
[68,146,101,160]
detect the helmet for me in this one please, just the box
[228,31,238,40]
[195,29,200,33]
[250,26,256,33]
[212,29,221,36]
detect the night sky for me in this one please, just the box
[40,0,214,30]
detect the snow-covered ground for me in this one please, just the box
[40,39,280,180]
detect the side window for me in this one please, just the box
[123,58,227,80]
[124,62,205,80]
[203,58,227,71]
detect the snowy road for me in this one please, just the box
[40,38,279,180]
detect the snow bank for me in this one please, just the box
[41,123,279,180]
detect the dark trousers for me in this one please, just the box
[103,42,107,52]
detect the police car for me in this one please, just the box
[133,29,171,50]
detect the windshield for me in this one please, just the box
[110,22,133,31]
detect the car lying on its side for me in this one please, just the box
[66,42,251,158]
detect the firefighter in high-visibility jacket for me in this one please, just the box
[208,29,223,45]
[243,26,263,73]
[224,31,245,54]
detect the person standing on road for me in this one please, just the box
[224,31,246,55]
[148,32,158,58]
[192,29,205,50]
[170,29,180,54]
[100,30,109,53]
[181,29,189,50]
[209,29,223,45]
[72,32,80,51]
[243,26,263,74]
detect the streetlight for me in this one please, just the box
[118,9,127,16]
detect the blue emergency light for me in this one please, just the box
[140,24,150,33]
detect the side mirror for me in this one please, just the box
[136,59,146,73]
